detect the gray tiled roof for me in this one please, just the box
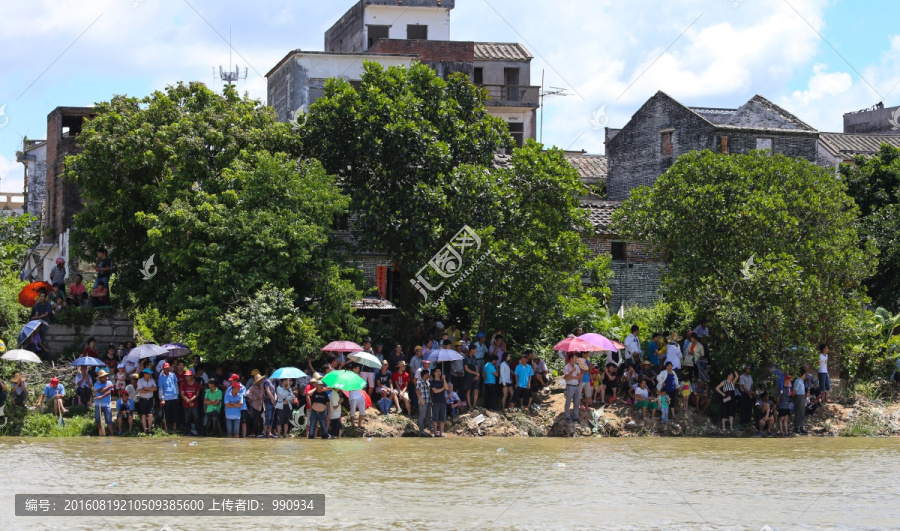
[819,132,900,157]
[474,42,533,61]
[565,153,608,185]
[583,200,621,235]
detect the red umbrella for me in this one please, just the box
[341,389,372,408]
[322,340,364,353]
[553,336,602,353]
[18,281,53,308]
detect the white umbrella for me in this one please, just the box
[348,351,382,370]
[1,349,42,364]
[128,343,170,360]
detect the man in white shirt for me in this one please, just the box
[817,344,831,403]
[738,365,754,426]
[665,333,683,373]
[624,325,641,366]
[792,367,809,434]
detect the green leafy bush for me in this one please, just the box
[20,413,95,437]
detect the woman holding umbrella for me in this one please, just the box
[75,366,93,406]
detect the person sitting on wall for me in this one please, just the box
[67,274,87,306]
[90,279,110,307]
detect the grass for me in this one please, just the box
[19,413,95,437]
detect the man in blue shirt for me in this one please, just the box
[93,369,114,436]
[157,363,180,433]
[514,355,534,408]
[37,377,66,416]
[646,333,661,370]
[792,367,809,435]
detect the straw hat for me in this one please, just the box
[252,374,263,385]
[96,369,109,378]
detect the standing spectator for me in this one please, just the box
[75,366,93,406]
[102,345,119,373]
[49,257,67,291]
[498,352,513,410]
[450,343,465,394]
[328,384,343,439]
[430,367,448,437]
[738,365,755,426]
[124,374,139,405]
[387,344,406,372]
[482,354,499,410]
[646,333,662,370]
[624,325,642,368]
[463,345,480,409]
[262,371,277,438]
[348,365,367,429]
[658,389,670,423]
[116,391,135,435]
[818,344,831,404]
[136,369,157,434]
[415,369,432,435]
[665,333,683,377]
[180,370,201,435]
[392,361,411,415]
[360,338,376,395]
[693,320,710,350]
[306,381,331,440]
[204,378,223,436]
[274,378,293,438]
[563,353,583,422]
[715,371,738,431]
[93,247,112,289]
[408,346,425,383]
[473,333,489,375]
[793,367,809,435]
[513,355,534,409]
[114,364,127,398]
[578,353,593,407]
[777,376,793,436]
[67,275,87,306]
[31,290,52,322]
[223,381,244,438]
[158,363,180,433]
[80,337,98,358]
[684,333,703,382]
[244,374,265,437]
[93,370,114,437]
[37,377,66,416]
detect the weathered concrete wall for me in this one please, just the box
[844,105,900,134]
[44,314,135,356]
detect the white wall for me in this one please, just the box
[296,53,416,81]
[488,108,538,142]
[364,5,450,48]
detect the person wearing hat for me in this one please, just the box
[245,374,266,437]
[49,256,67,292]
[125,373,140,402]
[10,373,28,407]
[116,390,135,434]
[180,370,201,436]
[409,345,425,380]
[306,380,331,439]
[223,381,245,438]
[93,369,114,436]
[203,378,223,436]
[158,362,181,433]
[136,368,157,434]
[37,376,67,416]
[392,360,411,415]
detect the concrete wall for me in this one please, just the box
[45,108,91,243]
[844,105,900,134]
[365,5,451,46]
[44,314,135,355]
[20,143,47,219]
[474,59,532,89]
[488,107,537,143]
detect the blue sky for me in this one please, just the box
[1,0,899,193]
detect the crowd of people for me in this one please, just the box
[0,320,842,439]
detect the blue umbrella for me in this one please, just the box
[17,319,48,346]
[426,349,463,363]
[161,343,191,357]
[128,344,170,360]
[71,356,107,367]
[270,367,307,380]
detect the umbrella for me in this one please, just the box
[553,336,602,353]
[71,356,106,367]
[18,281,52,308]
[322,340,364,353]
[128,344,170,360]
[320,370,367,391]
[270,367,308,380]
[611,340,626,351]
[426,349,464,362]
[1,349,42,363]
[342,389,372,409]
[17,320,48,346]
[348,352,382,370]
[0,339,5,353]
[577,333,620,352]
[161,343,192,357]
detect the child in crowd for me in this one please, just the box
[115,364,127,398]
[446,383,462,418]
[116,391,134,434]
[681,381,691,413]
[777,376,793,436]
[590,368,601,405]
[658,389,670,423]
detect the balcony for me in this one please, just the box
[478,84,540,108]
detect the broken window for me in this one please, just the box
[611,242,627,262]
[407,24,427,40]
[473,67,484,85]
[756,137,773,154]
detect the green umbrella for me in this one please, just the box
[320,370,366,391]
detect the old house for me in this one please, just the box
[841,102,900,135]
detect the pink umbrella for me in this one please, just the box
[577,333,620,351]
[322,340,364,353]
[553,337,602,353]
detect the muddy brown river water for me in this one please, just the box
[0,436,897,530]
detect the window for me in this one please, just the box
[473,67,484,85]
[507,122,524,148]
[719,135,729,154]
[661,132,673,155]
[407,24,427,40]
[367,25,389,49]
[756,137,773,154]
[504,68,521,101]
[611,242,627,262]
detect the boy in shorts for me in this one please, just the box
[116,391,135,434]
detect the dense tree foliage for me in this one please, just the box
[842,144,900,312]
[68,83,364,365]
[302,62,606,345]
[614,150,875,367]
[0,214,36,350]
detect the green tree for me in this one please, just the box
[67,82,363,365]
[0,214,36,349]
[614,150,875,368]
[302,62,602,345]
[842,144,900,312]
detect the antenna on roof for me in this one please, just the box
[216,28,248,87]
[539,69,570,144]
